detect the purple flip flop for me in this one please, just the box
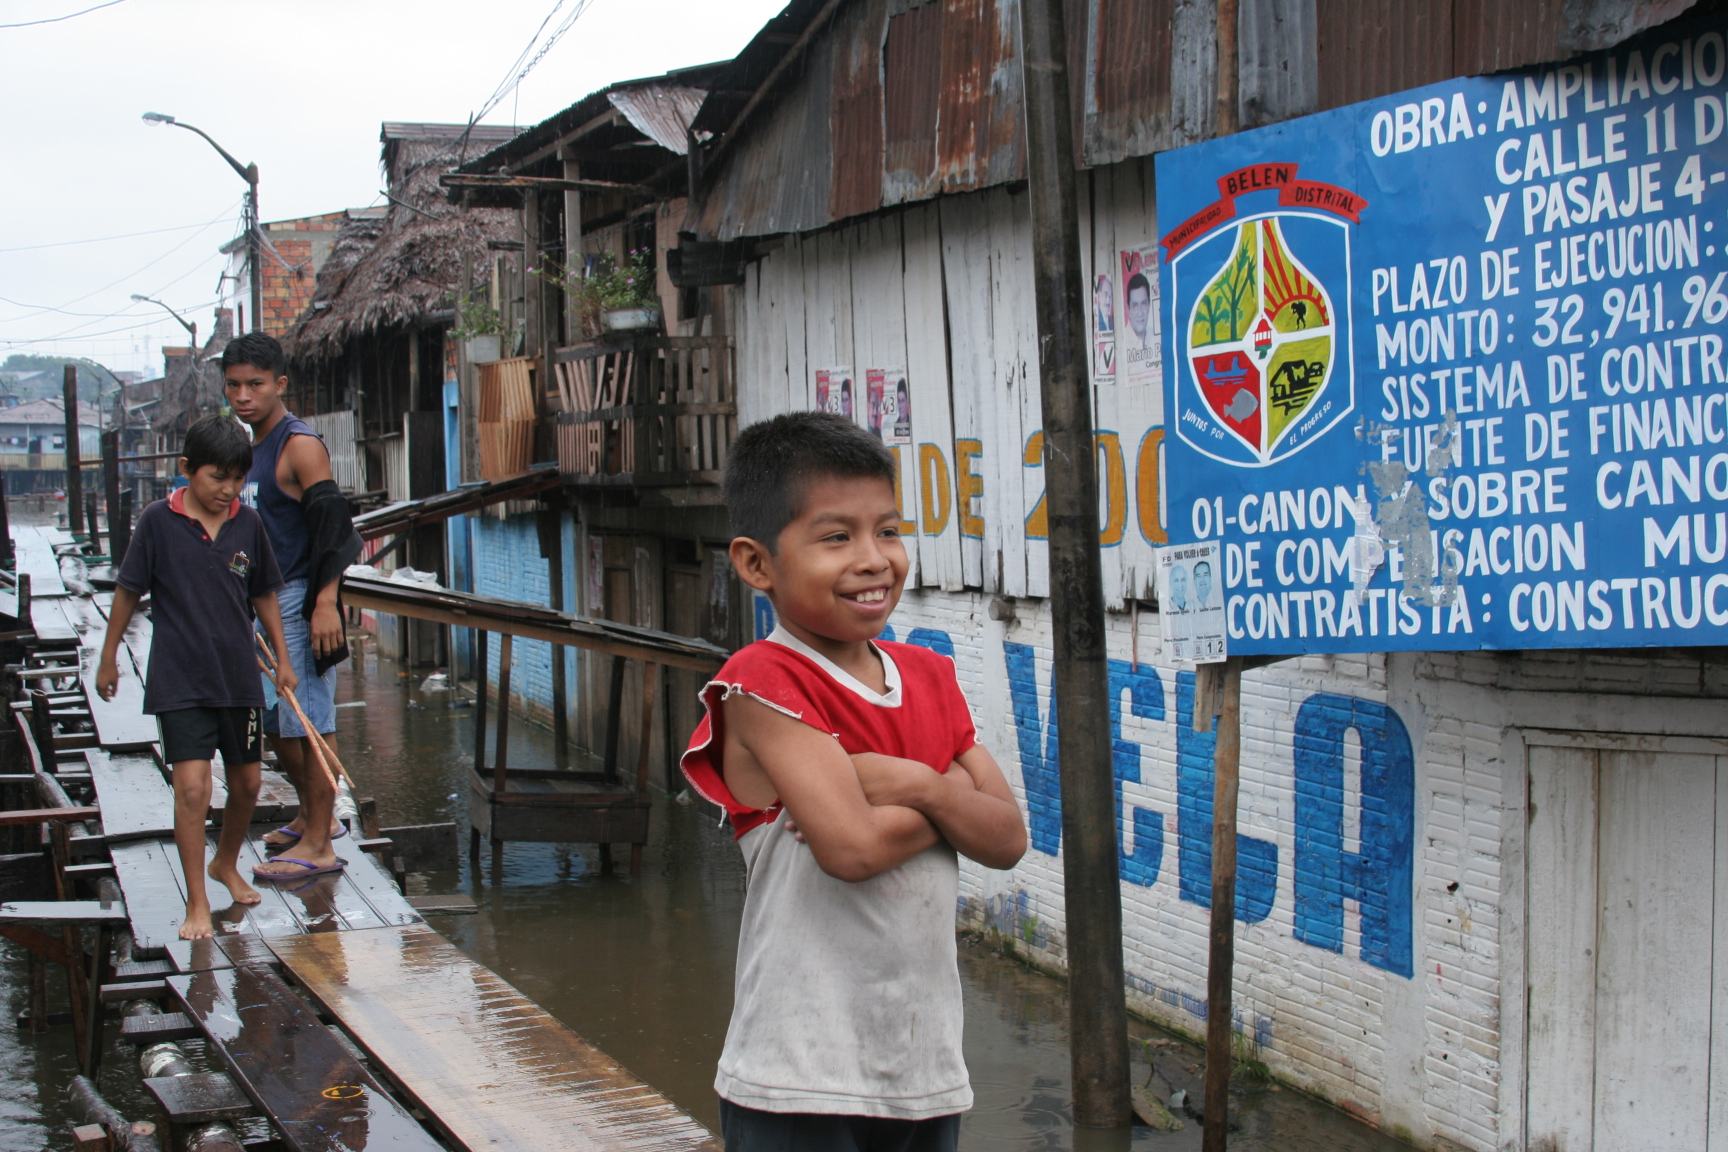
[252,856,347,882]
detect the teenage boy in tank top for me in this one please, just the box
[222,332,357,881]
[682,411,1028,1151]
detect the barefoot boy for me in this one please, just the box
[682,411,1027,1151]
[97,414,297,940]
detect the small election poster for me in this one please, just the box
[814,367,855,421]
[1158,542,1227,663]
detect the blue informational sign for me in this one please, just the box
[1154,17,1728,654]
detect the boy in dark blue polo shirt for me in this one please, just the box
[96,415,298,940]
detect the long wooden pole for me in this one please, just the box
[1201,1,1242,1146]
[63,366,84,537]
[1020,0,1131,1127]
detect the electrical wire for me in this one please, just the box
[0,0,128,29]
[456,0,595,161]
[0,217,237,254]
[0,198,241,326]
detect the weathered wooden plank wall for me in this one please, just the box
[735,163,1168,605]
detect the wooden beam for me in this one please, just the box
[441,173,652,196]
[0,806,101,828]
[700,0,847,179]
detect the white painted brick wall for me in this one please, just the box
[864,586,1692,1152]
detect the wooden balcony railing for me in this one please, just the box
[550,336,734,489]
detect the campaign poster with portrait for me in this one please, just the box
[1118,247,1160,387]
[814,367,855,421]
[1158,541,1227,663]
[1092,272,1117,383]
[868,368,912,445]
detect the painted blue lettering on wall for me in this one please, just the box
[1004,645,1414,975]
[1292,694,1415,977]
[1005,642,1063,856]
[1108,661,1166,888]
[1175,671,1277,922]
[1005,643,1167,886]
[752,593,776,640]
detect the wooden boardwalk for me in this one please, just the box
[8,521,720,1151]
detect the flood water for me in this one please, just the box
[0,635,1412,1151]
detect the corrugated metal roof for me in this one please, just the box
[695,0,1701,240]
[607,84,708,155]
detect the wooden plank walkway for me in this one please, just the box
[169,963,442,1151]
[14,525,69,598]
[86,748,299,846]
[271,925,721,1152]
[112,827,422,962]
[13,521,721,1150]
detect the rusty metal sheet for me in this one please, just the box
[1240,0,1319,128]
[607,84,707,156]
[935,0,1025,191]
[883,2,944,204]
[830,0,888,221]
[695,0,1674,240]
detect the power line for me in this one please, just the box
[0,217,234,254]
[0,199,241,325]
[457,0,594,161]
[0,0,128,29]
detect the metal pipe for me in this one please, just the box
[66,1075,162,1152]
[1018,0,1131,1128]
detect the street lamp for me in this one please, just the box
[130,292,197,348]
[141,111,261,333]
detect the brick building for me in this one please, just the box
[220,209,371,338]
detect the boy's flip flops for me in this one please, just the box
[262,824,348,848]
[252,857,347,882]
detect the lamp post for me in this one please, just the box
[141,111,261,333]
[130,292,197,350]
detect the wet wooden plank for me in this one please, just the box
[120,1011,198,1044]
[86,749,174,842]
[0,900,126,926]
[29,598,79,645]
[80,652,155,750]
[168,964,442,1152]
[271,926,721,1151]
[15,528,67,597]
[110,840,187,960]
[327,830,420,930]
[143,1070,255,1123]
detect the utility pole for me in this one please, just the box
[1203,3,1243,1149]
[1019,0,1131,1128]
[63,365,84,537]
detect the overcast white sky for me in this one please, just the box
[0,0,785,377]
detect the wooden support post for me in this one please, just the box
[63,366,84,537]
[1202,2,1240,1146]
[493,634,513,798]
[632,661,659,876]
[1202,659,1243,1152]
[0,469,13,570]
[115,491,133,565]
[1020,0,1131,1126]
[470,629,488,862]
[603,655,626,784]
[85,494,100,554]
[101,430,121,561]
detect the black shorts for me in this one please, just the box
[157,707,263,767]
[718,1099,960,1152]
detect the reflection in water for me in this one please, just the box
[0,641,1410,1151]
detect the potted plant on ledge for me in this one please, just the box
[593,248,662,333]
[453,295,504,362]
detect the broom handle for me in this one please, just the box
[255,634,353,790]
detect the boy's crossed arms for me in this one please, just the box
[721,692,1027,881]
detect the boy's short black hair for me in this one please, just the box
[182,414,253,477]
[725,411,895,549]
[220,331,287,378]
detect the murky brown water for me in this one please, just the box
[0,636,1411,1151]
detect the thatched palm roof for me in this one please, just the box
[287,125,519,362]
